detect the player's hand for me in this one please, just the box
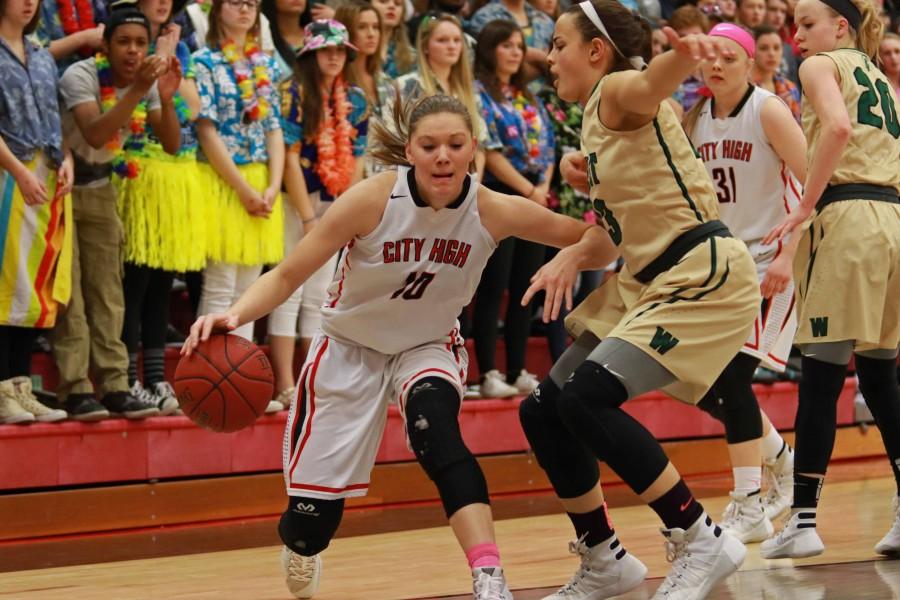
[182,313,240,356]
[521,245,582,322]
[662,26,736,62]
[560,152,589,194]
[55,152,74,198]
[763,203,812,245]
[761,255,792,299]
[14,165,48,205]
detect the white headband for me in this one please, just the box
[577,1,647,71]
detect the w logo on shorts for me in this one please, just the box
[810,317,829,338]
[650,326,680,355]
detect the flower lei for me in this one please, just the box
[508,86,542,161]
[222,37,272,124]
[315,75,355,198]
[58,0,96,56]
[58,0,95,36]
[96,52,147,178]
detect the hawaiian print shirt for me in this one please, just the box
[281,82,369,202]
[538,86,592,221]
[193,46,282,165]
[467,1,554,51]
[34,0,108,75]
[477,80,554,182]
[773,74,802,124]
[0,37,63,166]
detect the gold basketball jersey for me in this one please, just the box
[581,77,721,274]
[803,49,900,190]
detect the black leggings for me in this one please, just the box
[122,263,174,354]
[696,353,763,444]
[0,325,39,380]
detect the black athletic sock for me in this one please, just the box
[143,348,166,387]
[793,473,823,509]
[128,353,139,387]
[648,479,704,531]
[567,502,615,548]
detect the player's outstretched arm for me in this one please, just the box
[603,28,735,125]
[183,173,393,354]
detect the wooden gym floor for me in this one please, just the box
[2,458,900,599]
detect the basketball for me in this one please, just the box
[174,334,274,433]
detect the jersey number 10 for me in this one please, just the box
[855,66,900,138]
[391,271,436,300]
[712,167,737,204]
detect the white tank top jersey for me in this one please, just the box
[690,86,802,266]
[320,166,497,355]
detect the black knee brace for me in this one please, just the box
[696,354,762,444]
[278,496,345,556]
[856,355,900,463]
[405,377,488,518]
[519,378,600,498]
[794,356,848,474]
[557,361,670,495]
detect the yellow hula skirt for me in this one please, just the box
[0,153,73,328]
[196,161,285,266]
[117,150,208,272]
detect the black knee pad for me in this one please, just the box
[558,361,669,494]
[278,496,345,556]
[405,377,488,517]
[696,391,726,423]
[519,378,600,498]
[710,354,762,444]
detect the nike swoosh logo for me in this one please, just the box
[680,498,694,511]
[390,193,405,199]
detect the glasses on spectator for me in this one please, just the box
[223,0,259,10]
[699,3,723,16]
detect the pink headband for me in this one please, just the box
[708,23,755,58]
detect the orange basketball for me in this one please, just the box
[174,334,274,432]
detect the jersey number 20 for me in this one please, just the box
[391,271,435,300]
[855,67,900,138]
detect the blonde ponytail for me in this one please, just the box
[849,0,885,59]
[682,96,710,140]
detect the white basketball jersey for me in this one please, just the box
[320,166,497,355]
[690,86,802,268]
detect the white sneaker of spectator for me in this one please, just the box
[150,381,180,416]
[0,378,34,424]
[511,370,540,395]
[480,370,518,399]
[11,376,66,422]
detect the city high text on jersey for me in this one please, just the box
[382,238,473,269]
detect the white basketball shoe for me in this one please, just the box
[759,511,824,559]
[651,514,746,600]
[875,496,900,555]
[762,448,794,521]
[473,567,514,600]
[542,534,647,599]
[281,547,321,598]
[720,491,774,543]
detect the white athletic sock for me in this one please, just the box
[761,426,787,461]
[733,466,762,495]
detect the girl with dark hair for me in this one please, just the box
[471,19,555,397]
[0,0,72,424]
[751,24,802,121]
[760,0,900,561]
[193,0,285,342]
[519,1,762,597]
[117,0,204,414]
[260,0,306,82]
[271,19,368,409]
[183,92,615,600]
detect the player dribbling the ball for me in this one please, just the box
[183,93,619,600]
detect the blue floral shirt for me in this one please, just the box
[0,38,63,166]
[383,39,416,79]
[477,81,554,182]
[34,0,108,75]
[467,1,554,51]
[193,47,282,165]
[281,82,369,202]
